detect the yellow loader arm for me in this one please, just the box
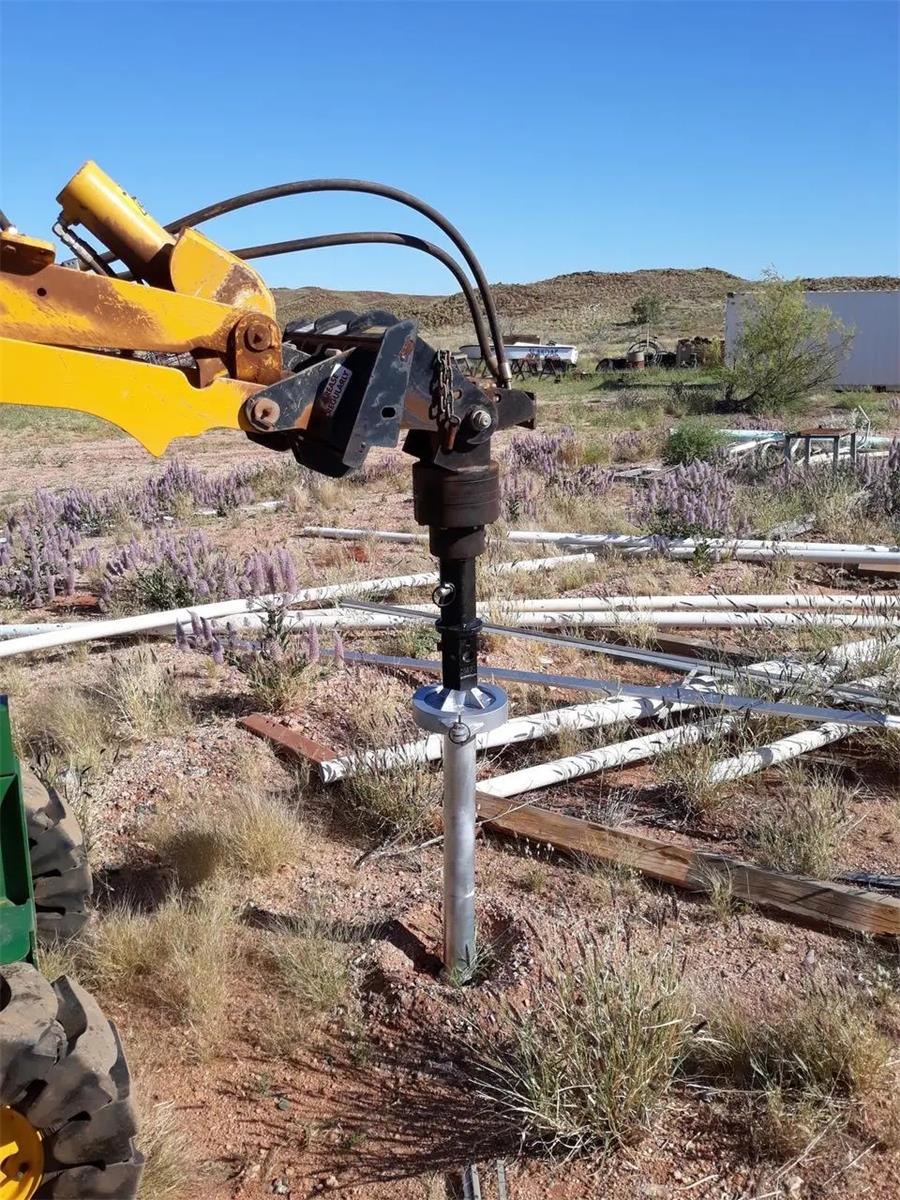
[0,162,282,455]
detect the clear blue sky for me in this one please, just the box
[2,1,897,293]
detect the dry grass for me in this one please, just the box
[16,683,113,773]
[152,762,306,885]
[98,647,191,740]
[656,720,738,821]
[83,884,237,1053]
[475,936,691,1156]
[752,764,853,876]
[690,981,899,1158]
[339,759,440,843]
[38,937,82,984]
[137,1100,196,1200]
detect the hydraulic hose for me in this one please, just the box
[231,231,496,374]
[164,179,511,386]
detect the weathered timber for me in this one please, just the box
[239,712,336,765]
[475,792,900,938]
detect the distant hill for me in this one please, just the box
[273,268,899,354]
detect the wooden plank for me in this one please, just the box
[854,561,900,580]
[238,712,336,765]
[475,792,900,939]
[596,628,758,666]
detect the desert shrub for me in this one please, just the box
[475,938,691,1156]
[637,460,740,539]
[663,420,727,465]
[179,604,329,714]
[723,271,853,413]
[101,530,298,612]
[631,293,663,326]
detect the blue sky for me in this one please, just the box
[2,1,897,293]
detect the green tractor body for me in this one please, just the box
[0,695,37,967]
[0,694,144,1198]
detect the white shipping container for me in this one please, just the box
[725,290,900,389]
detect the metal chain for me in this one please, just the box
[432,349,461,450]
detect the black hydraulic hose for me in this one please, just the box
[163,178,511,386]
[232,231,496,373]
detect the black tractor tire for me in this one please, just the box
[22,767,92,941]
[0,962,143,1198]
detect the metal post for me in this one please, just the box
[441,732,478,970]
[849,431,858,466]
[832,436,840,476]
[804,436,812,467]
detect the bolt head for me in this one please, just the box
[470,408,492,432]
[245,321,273,351]
[250,398,280,429]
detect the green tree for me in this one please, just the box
[724,272,854,413]
[631,293,663,326]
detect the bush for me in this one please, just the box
[723,271,853,413]
[631,294,663,326]
[638,461,740,539]
[663,420,727,465]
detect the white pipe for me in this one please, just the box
[508,531,900,561]
[297,526,900,564]
[705,722,853,784]
[221,608,900,632]
[478,716,736,799]
[0,623,67,639]
[505,594,900,612]
[300,525,427,543]
[324,636,882,785]
[0,555,594,660]
[320,695,687,784]
[719,429,895,448]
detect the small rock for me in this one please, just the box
[785,1174,803,1197]
[271,1178,290,1195]
[276,1097,291,1111]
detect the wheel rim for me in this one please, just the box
[0,1106,43,1200]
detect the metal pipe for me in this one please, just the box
[442,733,478,972]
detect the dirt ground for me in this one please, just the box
[2,401,899,1200]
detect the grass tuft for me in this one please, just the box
[690,981,898,1157]
[153,769,306,885]
[753,764,852,877]
[475,937,691,1157]
[83,884,237,1052]
[137,1100,197,1199]
[99,647,191,739]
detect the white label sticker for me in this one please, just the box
[320,365,353,415]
